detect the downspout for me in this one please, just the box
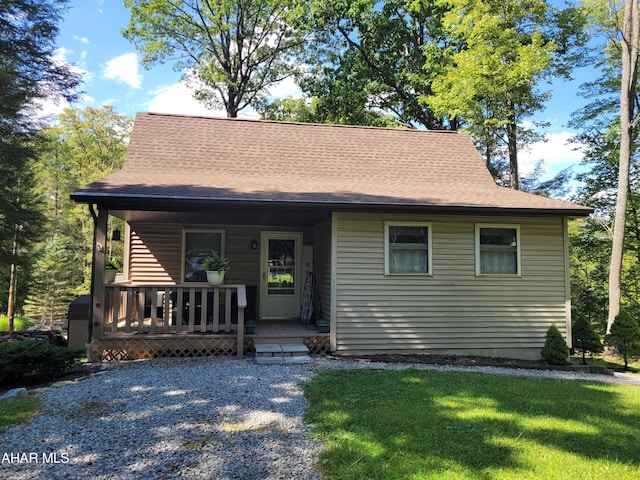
[88,203,98,347]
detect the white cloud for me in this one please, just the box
[267,76,302,99]
[73,34,90,45]
[102,53,142,89]
[147,82,226,117]
[520,131,585,177]
[147,80,259,118]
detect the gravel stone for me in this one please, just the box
[1,356,638,479]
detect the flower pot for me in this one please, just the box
[245,324,256,334]
[206,270,225,285]
[105,269,117,283]
[317,324,329,333]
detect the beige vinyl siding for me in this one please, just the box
[128,223,264,286]
[333,213,569,359]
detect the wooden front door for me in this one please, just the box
[260,232,303,319]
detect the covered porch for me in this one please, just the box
[87,202,333,361]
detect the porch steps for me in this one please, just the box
[254,343,311,364]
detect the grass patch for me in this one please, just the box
[0,314,34,331]
[304,369,640,479]
[571,354,640,373]
[0,396,41,433]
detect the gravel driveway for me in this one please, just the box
[1,356,638,480]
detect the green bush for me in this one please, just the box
[606,310,640,370]
[0,341,83,384]
[572,315,604,364]
[541,324,569,365]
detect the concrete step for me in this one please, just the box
[254,343,310,363]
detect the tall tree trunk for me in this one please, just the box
[507,102,519,190]
[607,0,639,333]
[6,225,20,334]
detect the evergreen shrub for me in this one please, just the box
[0,341,83,384]
[541,325,569,365]
[606,310,640,370]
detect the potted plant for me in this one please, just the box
[201,250,230,285]
[105,258,122,283]
[245,318,256,334]
[316,318,330,333]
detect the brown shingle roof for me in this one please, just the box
[72,112,592,215]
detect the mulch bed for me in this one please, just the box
[342,353,616,375]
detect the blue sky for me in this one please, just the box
[50,0,597,180]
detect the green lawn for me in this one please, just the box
[304,369,640,479]
[0,396,40,433]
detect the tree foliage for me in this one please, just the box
[541,324,569,365]
[34,106,132,295]
[0,0,81,330]
[571,314,604,364]
[568,0,640,333]
[123,0,306,117]
[22,235,77,329]
[606,310,640,369]
[427,0,584,190]
[300,0,457,129]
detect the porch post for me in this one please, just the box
[91,207,108,340]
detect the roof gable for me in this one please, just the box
[72,112,592,216]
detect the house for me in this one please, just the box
[71,112,592,361]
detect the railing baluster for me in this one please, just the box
[187,287,195,333]
[213,287,220,331]
[137,287,145,333]
[150,287,158,334]
[200,287,208,333]
[111,288,119,334]
[175,287,183,333]
[224,288,232,332]
[163,287,170,333]
[125,288,133,333]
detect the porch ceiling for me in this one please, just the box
[107,202,335,227]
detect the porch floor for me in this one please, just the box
[251,318,325,339]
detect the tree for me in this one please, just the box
[301,0,458,129]
[35,106,132,294]
[123,0,306,117]
[541,324,570,365]
[572,315,604,364]
[259,96,398,127]
[0,0,81,332]
[606,309,640,369]
[607,0,640,334]
[427,0,585,190]
[23,235,76,330]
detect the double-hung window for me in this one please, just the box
[385,222,432,275]
[182,229,225,282]
[475,224,520,275]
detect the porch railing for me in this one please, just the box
[99,284,246,357]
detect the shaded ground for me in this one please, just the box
[344,353,617,375]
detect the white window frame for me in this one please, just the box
[384,221,433,276]
[475,224,521,276]
[182,229,226,283]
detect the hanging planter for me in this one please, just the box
[205,270,225,285]
[201,250,229,285]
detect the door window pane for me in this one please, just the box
[268,239,295,295]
